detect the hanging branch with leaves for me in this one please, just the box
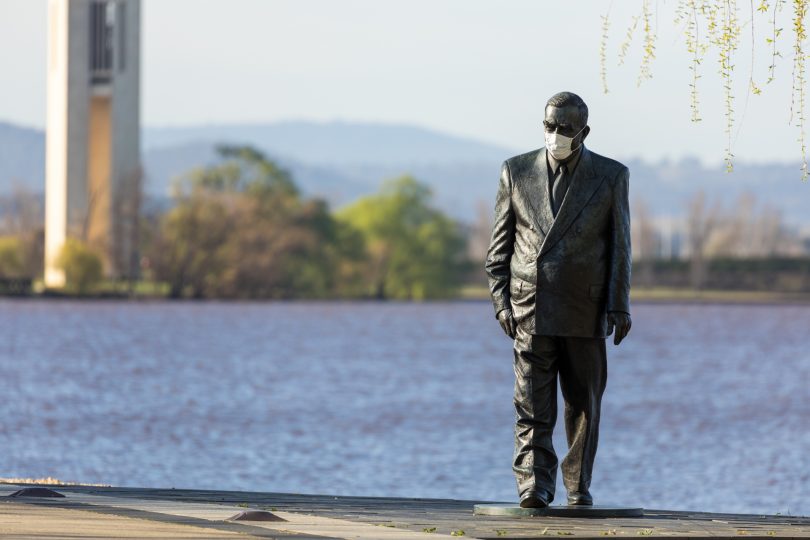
[600,11,611,94]
[618,14,641,65]
[601,0,809,179]
[677,0,707,121]
[748,0,763,96]
[638,0,657,85]
[790,0,809,178]
[766,0,785,83]
[717,0,740,171]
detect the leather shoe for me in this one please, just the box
[567,491,593,506]
[519,491,550,509]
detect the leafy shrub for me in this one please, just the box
[0,236,24,278]
[57,238,103,294]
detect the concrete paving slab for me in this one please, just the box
[3,485,462,539]
[474,503,644,518]
[0,500,253,539]
[4,483,810,538]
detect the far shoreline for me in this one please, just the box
[3,286,810,306]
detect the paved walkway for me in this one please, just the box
[0,501,253,539]
[1,483,809,539]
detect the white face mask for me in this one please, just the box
[544,126,585,161]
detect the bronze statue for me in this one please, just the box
[485,92,632,508]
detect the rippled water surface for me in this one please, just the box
[1,299,808,515]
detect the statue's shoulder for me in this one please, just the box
[504,148,543,174]
[587,149,628,179]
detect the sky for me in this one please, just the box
[0,0,806,166]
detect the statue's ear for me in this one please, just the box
[581,125,591,142]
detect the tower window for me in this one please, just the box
[117,2,126,72]
[89,1,114,84]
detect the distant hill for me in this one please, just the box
[0,120,511,220]
[143,121,516,166]
[143,141,375,206]
[0,121,45,191]
[2,119,809,226]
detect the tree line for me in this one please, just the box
[631,190,809,290]
[0,145,471,299]
[4,145,810,297]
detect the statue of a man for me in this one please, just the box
[485,91,632,508]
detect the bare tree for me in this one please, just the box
[631,197,658,286]
[686,191,720,289]
[112,166,143,291]
[0,185,44,278]
[704,192,802,258]
[468,201,493,265]
[705,192,753,257]
[752,203,801,256]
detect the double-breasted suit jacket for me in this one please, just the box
[485,146,631,337]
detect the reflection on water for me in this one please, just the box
[0,299,808,515]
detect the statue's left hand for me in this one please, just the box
[607,312,632,346]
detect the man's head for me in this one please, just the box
[543,92,590,160]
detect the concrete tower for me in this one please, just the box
[45,0,141,287]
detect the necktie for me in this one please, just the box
[551,164,568,217]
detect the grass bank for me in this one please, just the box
[460,285,810,304]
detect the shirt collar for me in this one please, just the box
[546,144,583,175]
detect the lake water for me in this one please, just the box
[0,299,808,516]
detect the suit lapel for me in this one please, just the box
[536,149,555,234]
[518,149,553,236]
[538,148,605,258]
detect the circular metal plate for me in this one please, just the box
[8,488,66,498]
[226,510,285,522]
[474,504,644,518]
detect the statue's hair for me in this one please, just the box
[546,91,588,126]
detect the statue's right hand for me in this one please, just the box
[497,308,517,339]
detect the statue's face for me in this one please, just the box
[543,105,590,146]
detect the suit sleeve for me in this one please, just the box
[484,162,515,318]
[607,166,631,314]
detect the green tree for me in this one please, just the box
[0,187,45,279]
[149,145,360,298]
[149,190,232,298]
[338,176,469,299]
[57,238,103,294]
[0,236,24,278]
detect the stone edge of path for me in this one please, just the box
[0,484,464,540]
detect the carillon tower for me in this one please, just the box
[45,0,141,287]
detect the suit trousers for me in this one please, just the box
[512,324,607,501]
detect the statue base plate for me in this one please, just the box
[474,504,644,518]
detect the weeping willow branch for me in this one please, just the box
[749,0,762,95]
[717,0,740,172]
[602,0,808,178]
[764,0,784,84]
[791,0,808,178]
[601,12,611,94]
[682,0,706,121]
[638,0,657,85]
[618,14,641,65]
[705,1,721,44]
[734,1,765,145]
